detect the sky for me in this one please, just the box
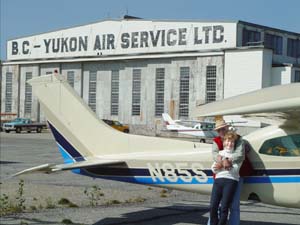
[1,0,300,60]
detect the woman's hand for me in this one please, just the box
[213,162,223,170]
[222,159,232,170]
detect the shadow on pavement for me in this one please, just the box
[0,160,20,164]
[94,204,208,225]
[93,203,298,225]
[0,216,58,225]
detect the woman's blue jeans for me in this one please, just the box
[208,178,243,225]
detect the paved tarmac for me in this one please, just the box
[0,132,299,225]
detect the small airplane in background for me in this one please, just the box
[12,74,300,209]
[162,113,217,142]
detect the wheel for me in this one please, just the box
[248,193,261,202]
[36,127,42,133]
[123,129,129,133]
[27,130,31,133]
[16,127,22,133]
[200,139,206,143]
[5,130,10,133]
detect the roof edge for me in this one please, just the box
[238,20,300,36]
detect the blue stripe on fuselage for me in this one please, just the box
[78,168,300,185]
[83,167,300,177]
[244,176,300,183]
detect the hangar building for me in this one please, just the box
[1,18,300,135]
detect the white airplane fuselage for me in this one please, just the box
[69,125,299,209]
[20,75,300,210]
[166,123,217,138]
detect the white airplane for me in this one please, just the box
[162,113,217,142]
[13,74,300,209]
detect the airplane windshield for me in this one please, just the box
[113,121,122,126]
[259,134,300,157]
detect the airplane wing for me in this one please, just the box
[11,159,124,177]
[192,83,300,128]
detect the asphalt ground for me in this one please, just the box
[0,132,299,225]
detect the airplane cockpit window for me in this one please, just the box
[259,134,300,157]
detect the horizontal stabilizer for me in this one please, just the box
[11,159,124,177]
[11,164,55,177]
[52,159,124,171]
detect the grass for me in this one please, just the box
[0,181,148,217]
[105,199,121,205]
[29,205,37,211]
[160,189,168,198]
[61,219,74,224]
[84,185,104,206]
[45,197,56,209]
[58,198,78,208]
[0,180,26,216]
[125,197,146,204]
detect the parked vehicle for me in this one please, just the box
[2,118,47,133]
[0,113,17,132]
[102,119,129,133]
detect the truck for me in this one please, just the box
[0,113,17,132]
[2,118,48,133]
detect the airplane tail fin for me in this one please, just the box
[28,74,129,162]
[162,113,176,125]
[29,74,196,165]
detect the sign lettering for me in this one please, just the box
[7,22,235,60]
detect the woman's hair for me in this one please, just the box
[223,131,238,142]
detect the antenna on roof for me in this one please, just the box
[123,15,142,20]
[123,5,141,20]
